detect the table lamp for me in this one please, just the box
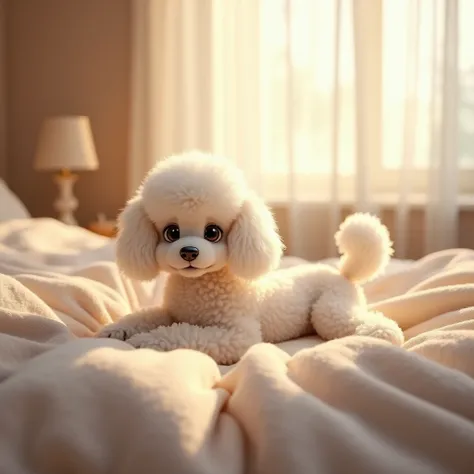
[34,115,99,225]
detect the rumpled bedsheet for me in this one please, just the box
[1,218,473,473]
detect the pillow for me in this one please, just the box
[0,179,31,221]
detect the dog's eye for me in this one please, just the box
[204,224,223,243]
[163,224,180,243]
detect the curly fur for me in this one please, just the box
[96,151,404,364]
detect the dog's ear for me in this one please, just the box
[116,196,160,280]
[227,193,284,279]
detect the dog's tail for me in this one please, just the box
[335,212,393,284]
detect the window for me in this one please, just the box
[258,0,474,201]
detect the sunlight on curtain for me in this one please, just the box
[259,0,468,258]
[130,0,473,260]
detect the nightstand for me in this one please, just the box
[87,214,117,237]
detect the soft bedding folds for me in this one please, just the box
[0,218,474,473]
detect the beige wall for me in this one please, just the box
[4,0,131,224]
[0,0,6,180]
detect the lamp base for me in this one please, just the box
[53,169,79,225]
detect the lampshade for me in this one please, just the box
[34,116,99,171]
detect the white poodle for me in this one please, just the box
[96,151,404,364]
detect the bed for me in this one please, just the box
[1,180,473,473]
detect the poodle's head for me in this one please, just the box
[116,151,284,281]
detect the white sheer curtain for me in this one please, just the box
[130,0,473,260]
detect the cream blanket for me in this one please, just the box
[0,218,473,473]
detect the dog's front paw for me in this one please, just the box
[127,332,169,351]
[95,324,138,341]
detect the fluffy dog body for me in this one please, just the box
[97,151,403,364]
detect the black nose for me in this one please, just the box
[180,246,199,262]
